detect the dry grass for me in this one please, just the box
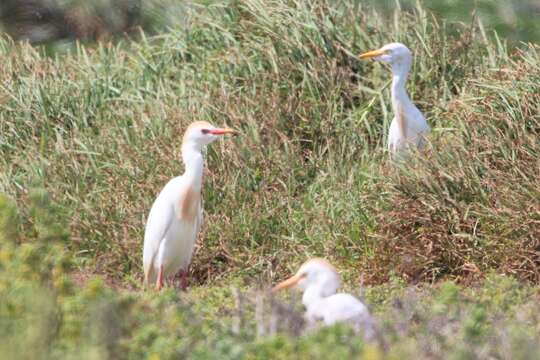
[0,0,537,287]
[367,50,540,283]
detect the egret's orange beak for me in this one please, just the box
[272,273,305,293]
[359,49,386,59]
[210,128,236,135]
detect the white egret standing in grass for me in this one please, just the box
[272,258,374,339]
[143,121,235,290]
[359,43,430,154]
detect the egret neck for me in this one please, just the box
[181,142,204,191]
[302,285,325,309]
[390,60,412,139]
[390,64,411,108]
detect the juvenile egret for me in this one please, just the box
[143,121,235,290]
[272,258,374,338]
[359,43,430,154]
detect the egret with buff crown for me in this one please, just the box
[143,121,235,290]
[273,258,374,339]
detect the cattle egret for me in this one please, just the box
[359,42,430,154]
[272,258,374,339]
[143,121,235,290]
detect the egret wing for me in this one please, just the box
[143,194,175,286]
[395,103,407,140]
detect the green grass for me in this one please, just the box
[0,0,539,358]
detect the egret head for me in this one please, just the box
[182,121,235,151]
[359,42,412,74]
[272,258,340,297]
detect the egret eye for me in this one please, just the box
[201,129,211,135]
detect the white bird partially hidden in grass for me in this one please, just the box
[272,258,374,339]
[143,121,235,290]
[359,43,430,154]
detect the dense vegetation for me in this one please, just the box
[0,0,538,358]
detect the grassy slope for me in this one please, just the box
[0,0,539,358]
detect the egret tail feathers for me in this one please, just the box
[143,253,157,289]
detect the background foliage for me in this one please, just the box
[0,0,539,358]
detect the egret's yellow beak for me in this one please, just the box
[209,128,236,135]
[359,49,386,59]
[272,273,306,293]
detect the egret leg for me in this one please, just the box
[156,265,164,291]
[180,265,190,291]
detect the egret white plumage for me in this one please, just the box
[143,121,235,290]
[272,258,374,338]
[359,43,430,154]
